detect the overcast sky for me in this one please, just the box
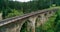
[13,0,31,2]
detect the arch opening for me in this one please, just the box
[20,20,31,32]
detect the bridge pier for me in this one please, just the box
[36,13,48,27]
[44,12,50,21]
[49,11,55,16]
[28,16,37,32]
[39,14,47,25]
[35,16,41,27]
[27,21,31,32]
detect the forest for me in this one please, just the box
[0,0,60,32]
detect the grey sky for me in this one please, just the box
[13,0,32,2]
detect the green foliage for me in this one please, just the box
[23,0,51,13]
[0,0,52,18]
[52,0,60,6]
[53,9,60,32]
[36,9,60,32]
[2,8,23,19]
[6,9,23,18]
[47,29,54,32]
[55,0,60,6]
[2,8,12,19]
[38,0,51,9]
[40,14,57,32]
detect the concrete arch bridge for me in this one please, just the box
[0,7,59,32]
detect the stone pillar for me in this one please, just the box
[36,16,41,27]
[39,13,46,25]
[50,11,55,16]
[52,11,55,15]
[47,12,50,17]
[27,21,32,32]
[28,16,37,32]
[0,13,2,20]
[45,12,50,20]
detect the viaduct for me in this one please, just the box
[0,7,59,32]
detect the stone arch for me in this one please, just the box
[20,15,38,32]
[20,19,31,32]
[38,13,48,25]
[44,13,47,16]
